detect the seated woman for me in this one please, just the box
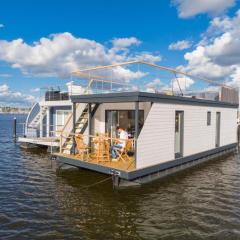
[110,126,128,161]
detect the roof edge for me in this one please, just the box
[70,91,238,108]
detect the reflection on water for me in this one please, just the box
[0,114,240,239]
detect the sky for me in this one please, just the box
[0,0,240,106]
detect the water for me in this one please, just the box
[1,114,240,239]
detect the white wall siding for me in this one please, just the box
[136,103,175,169]
[220,108,237,146]
[136,103,237,169]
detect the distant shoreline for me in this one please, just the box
[0,112,29,114]
[0,107,30,115]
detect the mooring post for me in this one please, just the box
[112,174,120,189]
[13,117,17,142]
[111,170,120,189]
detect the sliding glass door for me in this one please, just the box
[105,110,144,138]
[106,110,118,139]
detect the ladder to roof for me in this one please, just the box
[60,103,99,154]
[59,79,98,154]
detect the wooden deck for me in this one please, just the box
[55,153,136,172]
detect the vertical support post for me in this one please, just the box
[88,103,92,148]
[39,106,43,138]
[46,107,50,137]
[13,117,17,141]
[72,102,76,155]
[134,101,139,168]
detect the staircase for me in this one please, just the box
[61,103,99,154]
[29,106,48,128]
[25,104,48,137]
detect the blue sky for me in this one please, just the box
[0,0,240,106]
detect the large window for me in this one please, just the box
[105,110,144,138]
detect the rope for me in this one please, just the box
[79,176,112,189]
[126,159,135,170]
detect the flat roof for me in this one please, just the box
[71,91,238,108]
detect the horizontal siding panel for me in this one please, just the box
[136,103,237,169]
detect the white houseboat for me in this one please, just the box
[18,82,86,150]
[52,61,239,187]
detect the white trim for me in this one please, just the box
[55,109,71,136]
[46,107,50,137]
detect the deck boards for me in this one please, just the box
[55,153,135,172]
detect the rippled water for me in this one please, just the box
[1,114,240,239]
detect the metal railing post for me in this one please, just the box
[72,102,76,155]
[88,103,92,148]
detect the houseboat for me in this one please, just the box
[18,81,86,150]
[52,61,239,187]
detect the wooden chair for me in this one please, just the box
[93,136,111,163]
[75,134,90,161]
[116,139,133,162]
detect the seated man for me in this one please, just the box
[110,126,128,160]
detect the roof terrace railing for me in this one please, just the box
[70,61,239,104]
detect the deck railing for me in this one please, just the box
[59,132,136,168]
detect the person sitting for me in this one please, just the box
[110,126,128,161]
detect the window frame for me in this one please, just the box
[207,111,211,126]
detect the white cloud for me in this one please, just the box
[0,84,35,106]
[111,37,141,49]
[112,67,147,82]
[30,87,41,93]
[145,78,162,92]
[182,45,233,79]
[0,24,4,28]
[0,33,161,81]
[172,76,194,91]
[172,0,235,18]
[180,10,240,88]
[130,52,162,63]
[0,84,9,92]
[169,40,192,50]
[0,73,11,78]
[158,76,194,93]
[143,76,194,93]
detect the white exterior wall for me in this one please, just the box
[92,102,151,134]
[136,103,237,169]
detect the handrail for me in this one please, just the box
[73,75,135,88]
[72,60,235,89]
[60,131,136,142]
[25,102,40,131]
[60,132,135,162]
